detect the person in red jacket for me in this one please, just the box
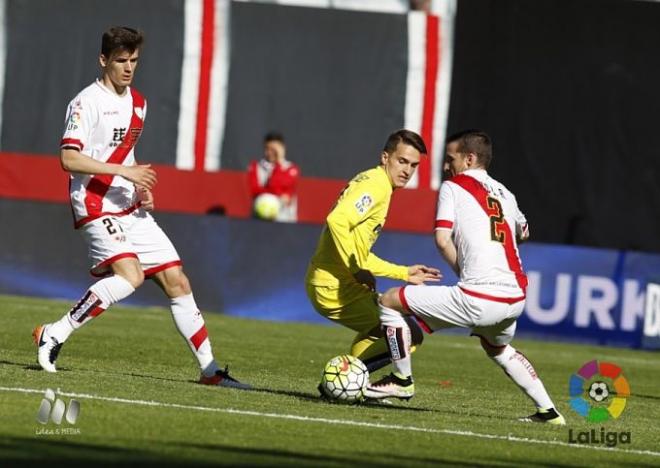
[247,132,300,222]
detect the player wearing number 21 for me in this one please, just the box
[365,130,565,425]
[32,26,248,389]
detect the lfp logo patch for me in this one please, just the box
[569,360,630,422]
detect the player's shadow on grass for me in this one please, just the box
[0,359,193,385]
[0,359,50,372]
[93,369,188,384]
[249,387,435,413]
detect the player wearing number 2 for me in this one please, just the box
[32,26,249,389]
[365,130,565,424]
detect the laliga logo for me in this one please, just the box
[568,360,630,422]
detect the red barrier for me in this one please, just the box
[0,152,436,233]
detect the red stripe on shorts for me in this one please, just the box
[459,286,525,304]
[144,260,183,278]
[399,286,433,334]
[91,253,139,277]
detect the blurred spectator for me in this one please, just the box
[409,0,431,12]
[247,132,300,222]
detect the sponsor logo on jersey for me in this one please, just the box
[355,194,373,215]
[112,128,126,141]
[66,110,81,131]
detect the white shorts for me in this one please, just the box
[80,210,181,277]
[399,285,525,347]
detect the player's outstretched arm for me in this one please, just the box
[435,229,459,276]
[407,265,442,285]
[60,149,157,189]
[363,252,408,282]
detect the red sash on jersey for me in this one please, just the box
[77,88,145,228]
[449,174,528,293]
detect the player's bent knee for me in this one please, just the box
[117,268,144,288]
[131,269,145,288]
[379,287,402,310]
[111,258,144,288]
[478,336,505,357]
[161,269,192,298]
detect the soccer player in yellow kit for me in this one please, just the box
[305,129,441,374]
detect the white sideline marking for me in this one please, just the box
[3,386,658,458]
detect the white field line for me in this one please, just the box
[2,386,658,458]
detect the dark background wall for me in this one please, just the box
[0,0,659,252]
[448,0,660,252]
[221,2,408,179]
[1,0,183,164]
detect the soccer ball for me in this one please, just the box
[319,354,369,403]
[253,193,281,220]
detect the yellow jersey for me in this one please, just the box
[306,166,409,288]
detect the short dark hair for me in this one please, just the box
[101,26,144,59]
[264,131,285,144]
[383,129,427,155]
[446,129,492,168]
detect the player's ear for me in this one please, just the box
[380,151,389,165]
[99,54,108,68]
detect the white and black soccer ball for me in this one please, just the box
[319,354,369,404]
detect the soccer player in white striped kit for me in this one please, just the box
[365,130,564,424]
[33,26,249,389]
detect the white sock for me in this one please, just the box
[490,345,555,410]
[170,293,219,376]
[48,275,135,343]
[380,304,412,378]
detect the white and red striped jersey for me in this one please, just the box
[435,169,529,299]
[61,80,146,228]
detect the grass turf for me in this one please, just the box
[0,294,658,467]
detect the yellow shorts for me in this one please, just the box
[305,282,381,335]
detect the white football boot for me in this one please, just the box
[364,373,415,400]
[33,324,63,373]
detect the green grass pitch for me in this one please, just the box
[0,294,658,466]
